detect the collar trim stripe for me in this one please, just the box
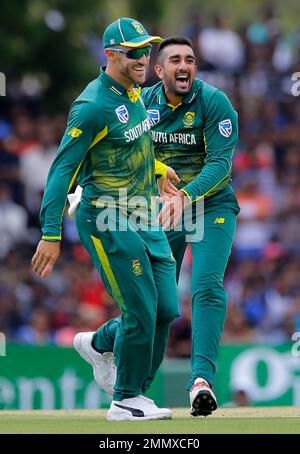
[110,86,122,95]
[189,93,196,102]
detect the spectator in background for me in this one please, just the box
[0,137,21,203]
[223,387,251,407]
[15,307,53,345]
[11,111,37,155]
[0,184,28,258]
[20,117,57,215]
[235,179,274,260]
[180,13,203,64]
[199,15,245,73]
[222,300,254,343]
[167,297,192,358]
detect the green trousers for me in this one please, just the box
[92,186,239,391]
[167,186,239,388]
[76,200,179,401]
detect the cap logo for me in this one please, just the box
[110,38,115,44]
[132,21,144,34]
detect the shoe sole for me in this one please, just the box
[107,413,172,421]
[191,390,217,417]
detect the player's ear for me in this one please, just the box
[155,64,164,80]
[105,48,117,62]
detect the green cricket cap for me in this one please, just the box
[103,18,162,48]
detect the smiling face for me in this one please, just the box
[155,44,197,101]
[105,44,151,88]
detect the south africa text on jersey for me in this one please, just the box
[124,118,151,142]
[151,131,197,145]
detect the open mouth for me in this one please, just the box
[175,74,189,90]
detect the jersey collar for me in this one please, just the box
[157,79,200,106]
[100,66,141,102]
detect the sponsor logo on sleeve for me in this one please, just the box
[116,105,129,124]
[218,119,232,137]
[67,127,83,138]
[214,217,225,224]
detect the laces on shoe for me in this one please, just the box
[191,380,210,391]
[103,353,114,361]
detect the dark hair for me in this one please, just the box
[157,36,194,57]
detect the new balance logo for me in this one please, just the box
[214,217,225,224]
[67,127,83,138]
[114,403,144,417]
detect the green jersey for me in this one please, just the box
[142,78,238,202]
[40,69,155,240]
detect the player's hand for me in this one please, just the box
[31,240,61,278]
[158,190,189,230]
[157,166,180,199]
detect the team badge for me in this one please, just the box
[132,21,144,34]
[132,258,143,276]
[147,109,160,126]
[115,105,129,124]
[183,111,195,128]
[218,119,232,137]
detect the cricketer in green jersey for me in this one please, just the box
[31,18,180,421]
[86,37,240,417]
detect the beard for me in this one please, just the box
[119,64,146,85]
[165,74,193,97]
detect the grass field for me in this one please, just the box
[0,407,300,434]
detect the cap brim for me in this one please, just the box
[122,35,163,47]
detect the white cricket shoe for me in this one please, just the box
[107,395,172,421]
[73,331,116,395]
[189,378,217,417]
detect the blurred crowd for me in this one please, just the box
[1,9,300,356]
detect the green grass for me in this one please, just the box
[0,407,300,434]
